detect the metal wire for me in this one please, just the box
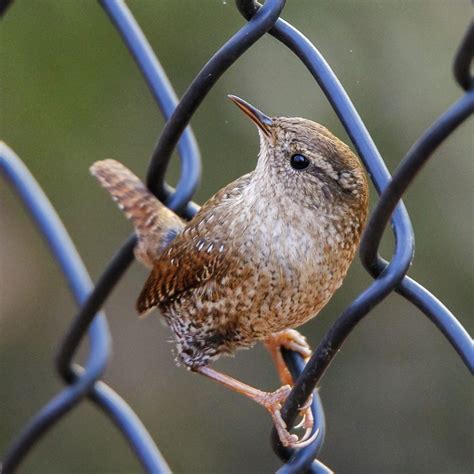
[0,144,170,474]
[1,1,472,473]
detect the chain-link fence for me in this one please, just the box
[1,1,472,473]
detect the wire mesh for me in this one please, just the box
[1,1,472,473]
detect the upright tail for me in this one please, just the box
[90,159,184,268]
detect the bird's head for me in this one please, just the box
[228,95,369,216]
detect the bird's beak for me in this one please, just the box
[228,95,273,138]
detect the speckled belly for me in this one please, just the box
[161,254,345,368]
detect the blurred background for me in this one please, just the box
[1,1,472,473]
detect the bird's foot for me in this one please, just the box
[257,385,318,448]
[267,329,312,361]
[294,394,314,431]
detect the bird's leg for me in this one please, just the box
[195,365,317,448]
[265,341,292,386]
[265,329,314,435]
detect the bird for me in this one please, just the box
[90,95,369,448]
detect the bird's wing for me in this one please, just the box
[136,173,253,315]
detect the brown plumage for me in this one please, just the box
[90,159,184,269]
[91,96,369,448]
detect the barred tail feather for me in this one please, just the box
[90,159,184,268]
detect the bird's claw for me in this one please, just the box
[294,396,313,429]
[293,393,314,440]
[299,393,314,412]
[259,386,318,449]
[269,329,312,361]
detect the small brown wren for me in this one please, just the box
[91,96,369,448]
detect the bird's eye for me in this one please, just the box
[290,154,310,170]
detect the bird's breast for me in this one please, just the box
[224,199,352,336]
